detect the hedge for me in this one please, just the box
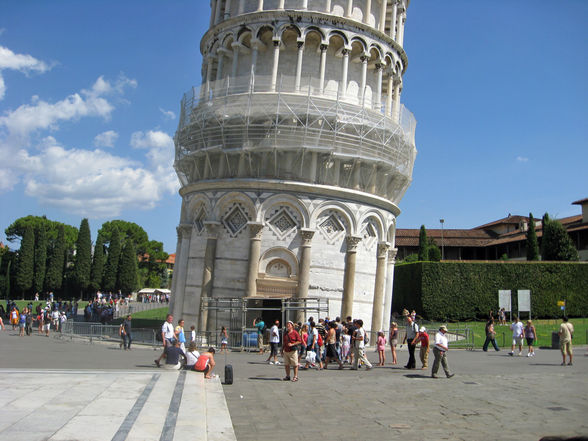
[392,261,588,321]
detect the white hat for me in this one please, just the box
[419,326,426,332]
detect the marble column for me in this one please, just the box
[359,54,368,104]
[346,0,353,18]
[246,222,264,297]
[398,12,406,47]
[294,41,305,92]
[385,73,394,117]
[392,79,401,123]
[296,229,315,323]
[168,225,184,318]
[172,224,192,320]
[389,1,398,40]
[231,42,240,78]
[210,0,218,28]
[341,235,362,319]
[374,63,383,110]
[325,0,331,13]
[214,0,223,24]
[257,0,263,12]
[271,39,281,92]
[379,0,387,32]
[224,0,232,19]
[318,44,328,94]
[364,0,372,24]
[382,247,398,336]
[204,56,214,99]
[278,0,285,9]
[199,221,220,332]
[238,0,245,14]
[370,242,390,333]
[340,48,349,98]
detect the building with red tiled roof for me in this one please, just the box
[395,199,588,261]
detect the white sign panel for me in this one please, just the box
[518,290,531,312]
[498,290,511,311]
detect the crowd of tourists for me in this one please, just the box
[0,299,76,336]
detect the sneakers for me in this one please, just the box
[268,361,274,365]
[508,352,514,356]
[431,374,439,378]
[447,373,455,378]
[517,352,522,356]
[275,361,281,365]
[568,362,573,366]
[154,359,161,368]
[527,353,531,357]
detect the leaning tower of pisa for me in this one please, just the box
[171,0,416,334]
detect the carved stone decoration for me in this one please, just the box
[377,241,391,259]
[177,224,192,240]
[388,247,398,262]
[345,235,362,253]
[247,221,264,240]
[300,228,315,246]
[223,205,249,236]
[319,214,345,241]
[193,207,207,233]
[203,221,221,239]
[268,207,298,239]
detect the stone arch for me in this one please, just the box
[358,210,386,242]
[310,201,356,237]
[259,194,309,228]
[257,247,299,298]
[185,194,212,223]
[214,192,256,221]
[259,247,299,277]
[301,25,325,42]
[277,23,301,40]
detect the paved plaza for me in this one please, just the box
[0,329,587,441]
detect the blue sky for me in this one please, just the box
[1,1,586,253]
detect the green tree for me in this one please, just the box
[73,218,92,297]
[99,220,149,255]
[418,225,429,261]
[33,224,48,294]
[526,213,540,261]
[427,238,441,262]
[90,233,106,292]
[541,213,579,261]
[15,225,35,298]
[103,227,121,292]
[5,215,77,250]
[44,225,66,293]
[118,239,138,295]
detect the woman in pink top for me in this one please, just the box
[377,331,387,366]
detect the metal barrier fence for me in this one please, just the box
[59,321,159,347]
[372,326,474,351]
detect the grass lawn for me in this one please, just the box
[112,306,169,329]
[428,318,588,348]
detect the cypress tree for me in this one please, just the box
[33,225,48,294]
[103,227,121,292]
[117,240,138,295]
[45,225,66,292]
[418,225,429,261]
[73,218,92,297]
[15,225,35,297]
[90,233,106,292]
[526,213,540,261]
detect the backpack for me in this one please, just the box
[363,329,369,345]
[317,333,323,346]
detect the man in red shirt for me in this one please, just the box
[412,326,430,369]
[282,321,302,382]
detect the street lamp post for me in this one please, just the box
[440,219,445,260]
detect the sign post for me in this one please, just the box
[498,290,512,322]
[517,290,531,320]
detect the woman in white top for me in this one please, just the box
[185,341,200,369]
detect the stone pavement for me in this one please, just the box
[1,328,587,441]
[220,346,588,441]
[0,330,235,441]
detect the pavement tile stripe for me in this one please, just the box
[111,373,160,441]
[160,370,186,441]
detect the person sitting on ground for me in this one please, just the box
[163,340,185,370]
[193,347,216,379]
[185,341,200,370]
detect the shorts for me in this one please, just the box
[283,350,298,367]
[391,339,398,347]
[512,337,523,346]
[269,342,279,356]
[43,324,50,331]
[560,341,572,356]
[19,323,25,329]
[526,337,534,346]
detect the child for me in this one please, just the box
[220,326,229,353]
[377,331,387,366]
[190,325,196,343]
[341,327,351,364]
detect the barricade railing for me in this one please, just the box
[58,321,159,347]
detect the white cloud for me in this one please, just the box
[159,107,176,120]
[93,130,118,148]
[0,75,136,139]
[130,130,179,195]
[516,156,529,163]
[0,45,51,100]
